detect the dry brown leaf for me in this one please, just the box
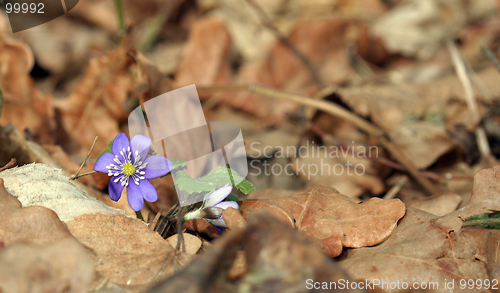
[183,218,220,239]
[0,178,95,293]
[218,18,354,120]
[0,125,102,202]
[54,47,173,156]
[166,234,202,255]
[332,65,500,168]
[175,16,233,87]
[0,238,94,293]
[0,163,123,222]
[149,213,366,293]
[340,166,500,292]
[434,165,500,234]
[0,177,74,246]
[407,192,462,216]
[291,145,385,197]
[340,208,500,293]
[222,207,246,230]
[240,186,405,257]
[66,213,194,286]
[371,0,466,59]
[0,14,55,143]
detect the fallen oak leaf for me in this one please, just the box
[66,213,195,287]
[434,165,500,234]
[340,166,500,293]
[340,208,500,293]
[240,186,405,257]
[407,192,462,217]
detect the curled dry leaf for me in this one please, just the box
[0,163,123,222]
[241,186,406,257]
[66,213,194,287]
[149,213,366,293]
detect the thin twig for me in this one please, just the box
[71,170,97,180]
[463,218,500,227]
[70,136,98,180]
[198,84,441,194]
[176,206,186,253]
[0,158,16,172]
[150,210,163,230]
[448,40,494,163]
[244,0,326,87]
[383,175,408,199]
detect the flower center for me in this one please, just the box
[122,162,136,176]
[105,146,148,187]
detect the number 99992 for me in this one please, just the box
[5,2,44,14]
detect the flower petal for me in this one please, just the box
[109,177,125,201]
[138,179,158,202]
[94,153,115,173]
[206,218,227,228]
[214,201,239,210]
[112,133,130,155]
[130,135,152,164]
[126,181,145,211]
[204,184,233,207]
[143,156,172,179]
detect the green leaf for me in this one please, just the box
[466,211,500,229]
[174,166,254,195]
[97,139,114,160]
[226,194,240,202]
[171,160,188,171]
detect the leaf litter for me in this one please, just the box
[2,0,500,292]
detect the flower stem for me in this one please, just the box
[136,210,144,221]
[463,218,500,227]
[114,0,126,42]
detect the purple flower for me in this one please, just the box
[94,133,172,211]
[183,184,239,228]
